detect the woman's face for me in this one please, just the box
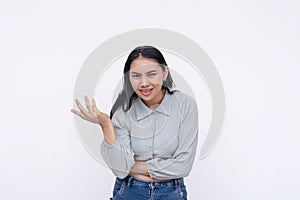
[129,57,168,108]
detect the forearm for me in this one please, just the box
[130,161,149,176]
[129,161,170,182]
[146,133,198,179]
[100,122,135,178]
[129,161,158,182]
[100,122,117,145]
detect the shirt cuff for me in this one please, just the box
[102,138,119,148]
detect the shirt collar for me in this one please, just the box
[135,90,171,121]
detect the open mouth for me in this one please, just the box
[140,88,153,96]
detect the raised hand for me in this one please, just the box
[70,95,111,127]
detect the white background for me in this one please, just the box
[1,0,300,199]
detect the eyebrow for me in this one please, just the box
[131,70,157,75]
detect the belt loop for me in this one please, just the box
[174,178,179,188]
[127,176,133,186]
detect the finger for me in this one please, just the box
[92,98,96,112]
[75,99,88,115]
[70,109,86,119]
[84,95,92,112]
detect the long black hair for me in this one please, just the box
[110,46,176,118]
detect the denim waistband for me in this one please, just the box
[117,176,185,188]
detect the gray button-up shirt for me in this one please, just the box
[101,90,198,179]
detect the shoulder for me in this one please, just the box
[111,106,128,125]
[170,90,198,123]
[171,90,197,109]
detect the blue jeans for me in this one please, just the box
[110,176,188,200]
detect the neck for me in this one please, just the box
[143,88,166,109]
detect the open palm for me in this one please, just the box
[70,95,111,127]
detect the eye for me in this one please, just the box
[132,74,141,78]
[148,73,156,77]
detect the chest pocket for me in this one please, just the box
[153,115,179,158]
[130,116,154,154]
[130,113,180,159]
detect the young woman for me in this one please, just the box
[71,46,198,200]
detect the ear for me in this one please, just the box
[163,66,169,81]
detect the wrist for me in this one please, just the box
[99,120,112,129]
[100,123,116,145]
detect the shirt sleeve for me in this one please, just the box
[100,107,135,179]
[146,95,199,179]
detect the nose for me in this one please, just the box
[140,75,150,87]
